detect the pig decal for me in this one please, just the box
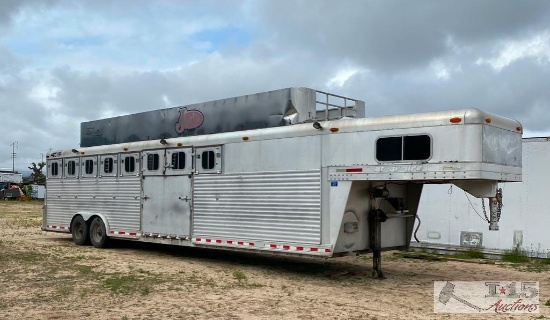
[175,108,204,134]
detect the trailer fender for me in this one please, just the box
[74,212,111,233]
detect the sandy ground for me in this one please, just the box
[1,201,549,320]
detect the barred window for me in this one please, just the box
[171,152,186,170]
[67,161,76,176]
[85,159,94,174]
[147,154,160,170]
[51,162,59,176]
[104,158,114,174]
[124,156,135,173]
[201,151,215,169]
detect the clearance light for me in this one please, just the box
[80,152,85,155]
[485,118,492,123]
[450,117,462,123]
[177,143,183,147]
[346,168,363,173]
[330,128,339,133]
[516,126,522,132]
[242,136,249,141]
[123,147,128,151]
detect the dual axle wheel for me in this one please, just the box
[70,216,109,248]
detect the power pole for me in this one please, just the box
[10,141,18,173]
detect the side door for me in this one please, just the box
[142,148,193,236]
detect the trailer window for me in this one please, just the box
[51,162,59,176]
[171,152,186,170]
[147,154,160,170]
[67,160,76,176]
[376,135,431,161]
[84,159,94,174]
[201,151,215,170]
[103,158,114,173]
[124,156,135,173]
[403,135,431,160]
[376,137,402,161]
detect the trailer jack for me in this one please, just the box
[482,188,503,231]
[369,209,387,279]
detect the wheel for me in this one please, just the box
[89,217,109,248]
[71,215,90,246]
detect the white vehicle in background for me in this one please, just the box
[0,170,23,185]
[43,87,522,277]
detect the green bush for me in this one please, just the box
[502,247,530,263]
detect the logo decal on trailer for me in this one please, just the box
[330,181,338,187]
[175,108,204,134]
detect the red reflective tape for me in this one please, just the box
[195,238,201,242]
[216,239,222,243]
[310,248,318,252]
[270,244,277,249]
[206,239,211,243]
[325,248,331,253]
[283,245,290,250]
[119,231,126,235]
[110,231,115,234]
[346,168,363,173]
[249,242,254,246]
[238,241,244,245]
[296,246,304,251]
[226,240,233,244]
[129,232,137,236]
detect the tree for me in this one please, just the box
[28,161,46,184]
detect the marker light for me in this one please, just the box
[450,117,462,123]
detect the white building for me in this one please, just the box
[415,137,550,258]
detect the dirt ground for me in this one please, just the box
[1,201,549,320]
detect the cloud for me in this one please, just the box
[476,30,550,71]
[1,0,550,171]
[253,0,550,72]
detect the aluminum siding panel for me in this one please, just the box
[193,170,321,244]
[46,177,141,230]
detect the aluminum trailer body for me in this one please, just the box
[414,137,548,257]
[44,107,521,277]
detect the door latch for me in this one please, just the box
[178,196,190,202]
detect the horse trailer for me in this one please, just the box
[43,87,522,277]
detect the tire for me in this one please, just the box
[71,215,90,246]
[89,217,109,248]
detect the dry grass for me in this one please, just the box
[1,201,549,319]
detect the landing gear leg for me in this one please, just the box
[369,209,386,279]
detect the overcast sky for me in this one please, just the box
[1,0,549,171]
